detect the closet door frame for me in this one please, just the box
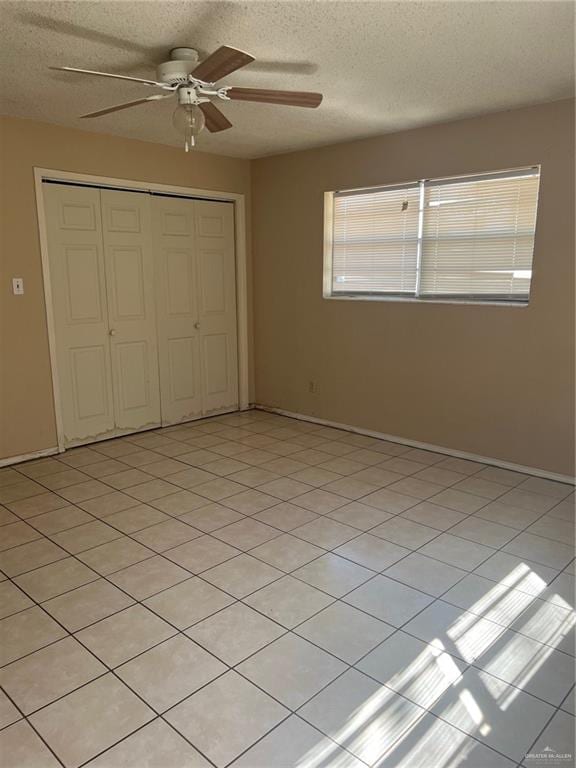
[34,167,250,453]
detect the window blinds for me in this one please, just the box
[332,184,421,294]
[329,167,540,303]
[420,170,540,299]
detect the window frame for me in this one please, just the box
[323,166,541,307]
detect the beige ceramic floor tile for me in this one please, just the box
[211,518,281,550]
[293,489,349,514]
[192,478,247,501]
[103,469,151,489]
[419,533,495,570]
[361,488,418,514]
[108,555,191,600]
[30,674,155,768]
[104,504,170,533]
[334,533,409,571]
[292,553,373,597]
[291,517,358,549]
[0,521,42,552]
[126,479,180,502]
[203,554,282,598]
[179,503,245,533]
[0,580,34,619]
[296,601,394,663]
[231,714,365,768]
[370,517,439,549]
[144,577,234,629]
[237,633,346,710]
[449,516,518,548]
[14,557,99,602]
[401,501,468,531]
[27,506,93,535]
[117,634,226,712]
[78,492,140,518]
[187,602,285,665]
[0,539,67,577]
[0,688,21,728]
[6,492,70,518]
[42,579,134,632]
[383,552,468,597]
[244,576,333,628]
[164,534,240,573]
[427,488,487,514]
[131,519,202,552]
[298,668,423,765]
[252,502,319,531]
[0,720,61,768]
[58,480,112,503]
[343,574,434,626]
[165,671,288,768]
[327,501,393,530]
[76,604,175,667]
[221,489,280,514]
[50,520,122,554]
[0,480,49,503]
[0,507,19,526]
[149,490,209,515]
[85,719,212,768]
[0,636,106,714]
[250,534,324,572]
[77,537,154,575]
[0,606,67,666]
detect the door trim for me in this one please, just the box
[34,167,250,452]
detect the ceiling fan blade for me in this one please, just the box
[50,66,169,89]
[192,45,254,82]
[199,102,233,132]
[226,87,323,108]
[80,94,171,119]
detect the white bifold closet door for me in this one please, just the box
[153,195,238,424]
[44,183,239,447]
[45,183,161,446]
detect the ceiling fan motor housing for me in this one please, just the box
[157,48,200,85]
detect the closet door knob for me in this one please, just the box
[194,322,201,330]
[109,329,116,336]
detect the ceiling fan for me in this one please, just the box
[50,45,323,151]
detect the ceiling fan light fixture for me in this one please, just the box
[172,101,205,152]
[53,44,323,150]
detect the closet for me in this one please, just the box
[43,182,238,447]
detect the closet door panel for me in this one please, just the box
[44,185,116,446]
[195,201,238,415]
[153,197,203,424]
[101,190,161,431]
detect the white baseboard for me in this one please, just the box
[255,404,575,485]
[0,446,60,468]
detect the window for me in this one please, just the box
[324,167,540,304]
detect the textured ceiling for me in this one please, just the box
[0,0,574,158]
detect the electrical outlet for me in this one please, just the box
[308,380,318,394]
[12,278,24,295]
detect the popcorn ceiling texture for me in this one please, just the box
[0,0,573,158]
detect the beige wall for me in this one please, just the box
[251,99,575,476]
[0,116,252,461]
[1,102,574,475]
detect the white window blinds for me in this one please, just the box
[332,184,421,294]
[420,170,540,299]
[327,167,540,303]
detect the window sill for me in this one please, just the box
[323,294,529,307]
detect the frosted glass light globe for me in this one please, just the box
[172,103,205,151]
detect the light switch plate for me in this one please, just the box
[12,278,24,295]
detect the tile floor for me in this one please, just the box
[0,409,574,768]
